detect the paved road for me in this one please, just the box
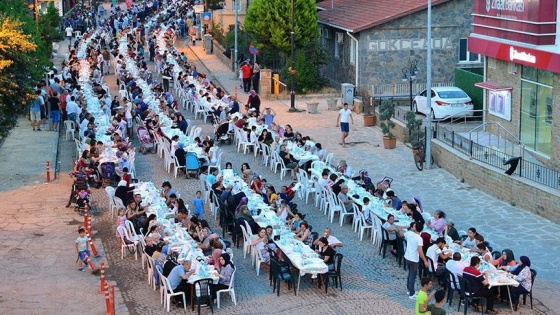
[89,37,557,315]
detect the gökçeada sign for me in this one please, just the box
[473,0,557,45]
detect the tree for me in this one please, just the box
[39,3,63,45]
[0,17,37,70]
[244,0,317,54]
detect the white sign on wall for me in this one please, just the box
[488,90,512,121]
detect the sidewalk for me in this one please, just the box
[182,38,560,313]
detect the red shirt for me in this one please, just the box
[241,64,251,79]
[122,173,131,187]
[234,118,246,129]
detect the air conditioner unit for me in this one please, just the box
[336,32,344,44]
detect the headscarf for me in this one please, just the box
[118,180,127,187]
[177,142,184,149]
[512,256,531,275]
[234,197,248,217]
[501,249,515,266]
[249,90,256,97]
[221,253,234,269]
[211,248,223,269]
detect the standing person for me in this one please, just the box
[252,61,260,93]
[415,277,434,315]
[192,190,205,220]
[261,107,276,127]
[48,92,61,131]
[30,90,43,131]
[59,89,68,122]
[336,102,353,147]
[65,24,73,48]
[405,221,429,300]
[188,25,197,46]
[240,61,252,93]
[245,90,261,115]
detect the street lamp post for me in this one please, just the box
[401,59,418,111]
[233,0,238,77]
[289,0,296,111]
[425,0,433,169]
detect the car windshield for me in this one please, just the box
[438,90,468,99]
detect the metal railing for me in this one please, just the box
[435,124,560,190]
[392,106,408,124]
[371,82,454,96]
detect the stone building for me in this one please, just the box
[316,0,477,95]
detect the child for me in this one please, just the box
[415,277,434,315]
[193,191,204,220]
[75,227,98,274]
[116,208,126,245]
[121,167,131,186]
[427,290,447,315]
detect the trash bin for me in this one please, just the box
[204,34,213,54]
[341,83,355,107]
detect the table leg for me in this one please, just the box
[296,270,301,296]
[507,286,514,312]
[190,286,194,311]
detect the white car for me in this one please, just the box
[413,87,474,119]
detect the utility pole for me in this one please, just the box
[289,0,296,111]
[234,0,238,77]
[426,0,433,169]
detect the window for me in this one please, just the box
[349,39,356,64]
[520,66,553,156]
[335,32,343,59]
[458,38,481,63]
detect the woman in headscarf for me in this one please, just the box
[207,248,223,271]
[494,249,516,268]
[210,253,235,299]
[506,256,533,310]
[234,197,248,217]
[355,169,373,190]
[174,142,186,167]
[114,180,135,205]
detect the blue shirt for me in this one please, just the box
[30,96,42,112]
[207,174,216,185]
[193,198,204,215]
[167,265,185,290]
[263,114,274,127]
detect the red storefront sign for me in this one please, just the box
[468,37,560,73]
[473,0,557,45]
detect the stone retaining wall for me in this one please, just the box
[432,139,560,224]
[213,40,233,71]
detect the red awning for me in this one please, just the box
[474,82,513,91]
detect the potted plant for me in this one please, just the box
[378,98,397,149]
[358,87,376,126]
[405,111,425,156]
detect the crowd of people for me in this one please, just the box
[56,0,536,313]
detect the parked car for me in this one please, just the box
[413,86,474,119]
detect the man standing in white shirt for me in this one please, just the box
[404,221,429,299]
[336,102,353,147]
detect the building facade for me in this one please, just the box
[317,0,477,95]
[468,0,560,169]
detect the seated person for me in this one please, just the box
[462,256,499,314]
[166,260,195,307]
[313,227,343,249]
[174,142,186,167]
[278,145,299,179]
[426,237,451,274]
[426,210,446,235]
[382,214,400,255]
[294,222,313,246]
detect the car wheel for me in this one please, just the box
[412,102,418,114]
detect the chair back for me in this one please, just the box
[446,268,460,290]
[332,253,343,275]
[457,275,473,296]
[227,269,236,289]
[113,196,125,208]
[193,278,213,298]
[381,226,390,242]
[530,268,537,287]
[324,153,334,166]
[491,251,501,260]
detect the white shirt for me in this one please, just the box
[404,231,423,263]
[338,108,352,123]
[327,235,341,246]
[65,26,73,37]
[426,244,442,272]
[66,101,79,115]
[445,259,466,289]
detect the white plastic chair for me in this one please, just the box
[237,130,255,154]
[372,216,383,248]
[327,192,342,223]
[260,143,271,166]
[191,127,202,139]
[64,120,75,140]
[338,196,354,226]
[172,155,185,178]
[105,186,117,218]
[216,269,237,309]
[255,245,267,276]
[163,276,187,312]
[422,212,432,223]
[275,151,294,180]
[116,226,138,260]
[145,253,157,290]
[324,152,334,166]
[357,207,373,241]
[240,225,254,259]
